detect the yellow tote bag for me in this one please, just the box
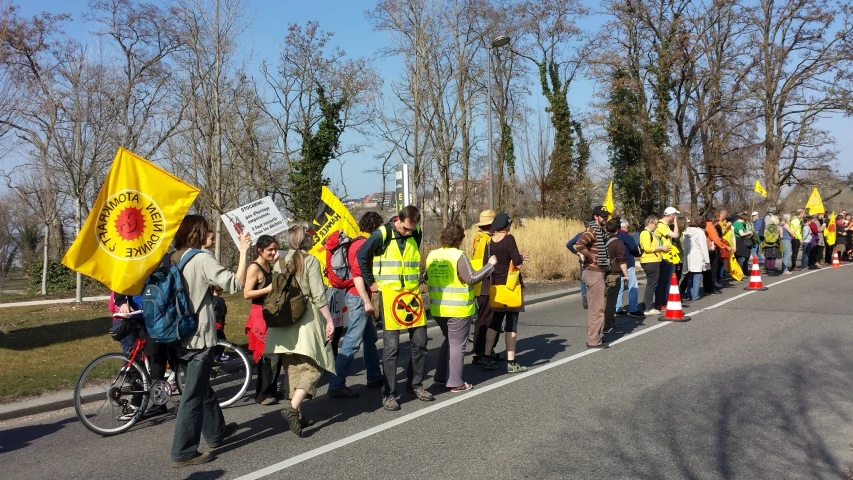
[490,261,522,309]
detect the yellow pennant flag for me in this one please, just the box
[825,212,837,246]
[805,187,825,214]
[309,186,361,286]
[62,148,199,294]
[602,180,615,219]
[754,180,767,197]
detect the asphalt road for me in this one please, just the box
[2,266,853,480]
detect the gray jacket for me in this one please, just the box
[178,250,243,349]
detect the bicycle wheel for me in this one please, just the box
[74,353,150,436]
[177,340,252,408]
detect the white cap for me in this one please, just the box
[663,206,680,215]
[751,211,759,216]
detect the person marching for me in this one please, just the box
[426,222,497,392]
[357,206,433,411]
[482,212,528,372]
[243,235,282,405]
[471,210,501,369]
[264,223,336,436]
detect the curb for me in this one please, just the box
[0,295,110,309]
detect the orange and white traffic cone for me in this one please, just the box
[832,251,841,268]
[745,255,769,291]
[659,273,691,322]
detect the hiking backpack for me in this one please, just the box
[263,258,308,328]
[142,249,201,344]
[324,230,357,289]
[764,223,779,244]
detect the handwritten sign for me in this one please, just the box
[220,196,288,247]
[325,287,350,328]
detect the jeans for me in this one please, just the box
[614,267,638,313]
[687,272,702,300]
[781,239,791,272]
[802,243,813,269]
[329,293,382,389]
[578,259,586,298]
[751,242,764,262]
[640,262,660,311]
[171,347,226,462]
[382,325,428,397]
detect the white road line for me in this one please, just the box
[235,265,842,480]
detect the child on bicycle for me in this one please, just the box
[211,286,229,362]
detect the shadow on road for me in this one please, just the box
[0,416,76,453]
[185,469,225,480]
[530,336,853,479]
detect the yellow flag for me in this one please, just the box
[602,180,615,219]
[754,180,767,197]
[825,212,837,246]
[61,148,199,295]
[805,187,825,214]
[723,227,744,281]
[309,186,361,285]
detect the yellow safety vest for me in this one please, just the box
[372,225,421,291]
[470,231,491,296]
[426,248,475,318]
[790,216,803,240]
[657,221,681,264]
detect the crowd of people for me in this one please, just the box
[106,203,846,467]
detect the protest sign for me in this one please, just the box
[221,196,287,246]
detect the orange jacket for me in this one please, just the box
[705,221,727,250]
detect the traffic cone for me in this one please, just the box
[659,273,691,322]
[832,251,841,268]
[745,255,769,291]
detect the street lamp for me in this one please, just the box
[487,35,510,210]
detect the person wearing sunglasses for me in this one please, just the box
[357,205,430,411]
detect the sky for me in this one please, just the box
[9,0,853,200]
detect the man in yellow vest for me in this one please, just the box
[654,207,681,309]
[357,205,431,411]
[426,222,496,392]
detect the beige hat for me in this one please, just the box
[476,209,496,227]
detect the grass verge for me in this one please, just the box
[0,294,250,404]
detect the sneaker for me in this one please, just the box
[450,382,474,392]
[382,395,401,411]
[507,362,528,373]
[366,379,384,388]
[281,406,302,436]
[117,405,139,421]
[217,354,230,362]
[615,309,627,316]
[477,356,499,370]
[207,422,239,448]
[171,451,213,468]
[782,271,792,275]
[490,351,504,361]
[144,404,168,417]
[644,308,661,316]
[627,310,645,318]
[328,386,360,399]
[407,385,435,402]
[582,296,588,309]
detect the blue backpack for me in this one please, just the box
[143,249,201,344]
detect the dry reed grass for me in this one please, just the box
[423,217,586,282]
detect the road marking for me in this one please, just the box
[235,265,841,480]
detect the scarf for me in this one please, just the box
[588,220,610,269]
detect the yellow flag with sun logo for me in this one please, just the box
[62,147,200,295]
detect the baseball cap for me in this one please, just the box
[592,205,610,218]
[663,206,680,215]
[751,211,759,216]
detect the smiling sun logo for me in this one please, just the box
[96,190,165,259]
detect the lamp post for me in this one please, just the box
[487,35,510,211]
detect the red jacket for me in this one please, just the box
[347,237,368,296]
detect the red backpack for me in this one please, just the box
[324,231,365,289]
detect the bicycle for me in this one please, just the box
[174,340,253,408]
[74,314,252,436]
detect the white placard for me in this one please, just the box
[220,196,288,247]
[326,287,350,329]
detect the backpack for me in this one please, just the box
[263,258,308,328]
[602,236,619,272]
[324,230,362,289]
[142,249,201,344]
[764,222,779,244]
